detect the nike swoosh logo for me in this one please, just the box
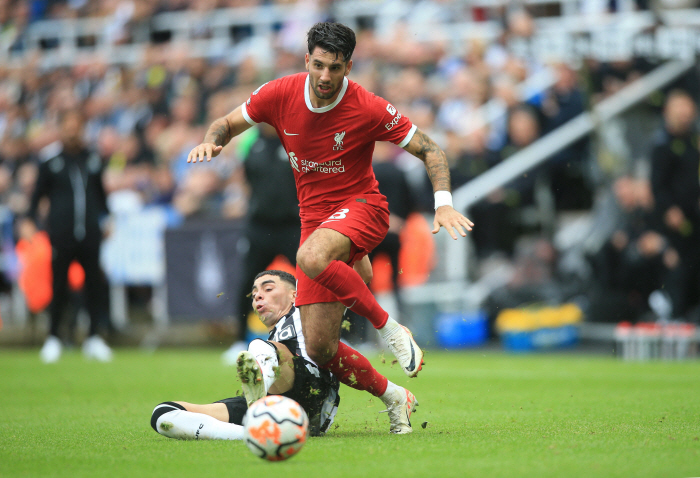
[284,130,299,136]
[407,339,416,371]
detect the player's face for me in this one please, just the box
[305,47,352,106]
[251,275,296,329]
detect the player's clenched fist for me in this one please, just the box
[187,143,223,163]
[432,206,474,240]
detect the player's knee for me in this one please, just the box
[305,341,337,366]
[151,402,185,433]
[296,247,328,279]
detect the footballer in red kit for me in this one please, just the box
[241,72,415,305]
[188,22,474,434]
[241,72,416,221]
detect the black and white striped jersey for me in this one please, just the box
[267,305,340,435]
[268,306,314,364]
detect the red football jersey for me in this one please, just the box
[241,72,416,224]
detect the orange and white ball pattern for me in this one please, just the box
[243,395,309,461]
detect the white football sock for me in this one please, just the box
[378,317,400,341]
[379,380,402,406]
[248,339,279,394]
[155,410,244,440]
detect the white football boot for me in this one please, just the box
[381,318,424,377]
[381,386,418,434]
[40,335,63,363]
[82,335,113,362]
[236,351,266,406]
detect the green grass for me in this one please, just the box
[1,348,699,478]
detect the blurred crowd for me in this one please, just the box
[0,5,599,228]
[0,1,698,325]
[0,0,670,27]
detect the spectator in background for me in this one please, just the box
[23,109,113,363]
[5,0,30,52]
[542,63,592,211]
[650,90,700,319]
[449,126,500,189]
[589,177,680,322]
[221,123,300,365]
[436,66,490,138]
[488,74,520,150]
[470,104,541,258]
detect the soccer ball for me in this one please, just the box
[243,395,309,461]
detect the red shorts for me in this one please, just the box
[295,194,389,306]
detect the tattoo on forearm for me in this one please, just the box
[412,129,451,192]
[204,118,232,146]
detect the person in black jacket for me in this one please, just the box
[649,90,700,318]
[23,109,113,363]
[222,123,301,364]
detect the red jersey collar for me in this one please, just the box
[304,74,349,113]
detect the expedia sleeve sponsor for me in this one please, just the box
[365,95,413,144]
[385,111,402,131]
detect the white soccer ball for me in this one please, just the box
[243,395,309,461]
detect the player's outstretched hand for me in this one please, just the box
[187,143,223,163]
[432,206,474,240]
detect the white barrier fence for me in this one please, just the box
[6,5,700,68]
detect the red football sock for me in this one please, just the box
[322,342,388,397]
[313,260,389,329]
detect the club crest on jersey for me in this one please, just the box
[278,323,296,341]
[333,131,345,151]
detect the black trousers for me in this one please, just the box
[49,236,110,338]
[236,222,300,337]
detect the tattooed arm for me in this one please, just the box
[403,128,474,239]
[187,105,253,163]
[403,128,451,192]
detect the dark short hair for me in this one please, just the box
[253,270,296,290]
[307,22,356,63]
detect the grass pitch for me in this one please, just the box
[1,347,699,478]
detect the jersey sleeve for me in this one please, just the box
[240,79,282,126]
[366,94,417,147]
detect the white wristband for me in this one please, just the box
[434,191,453,210]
